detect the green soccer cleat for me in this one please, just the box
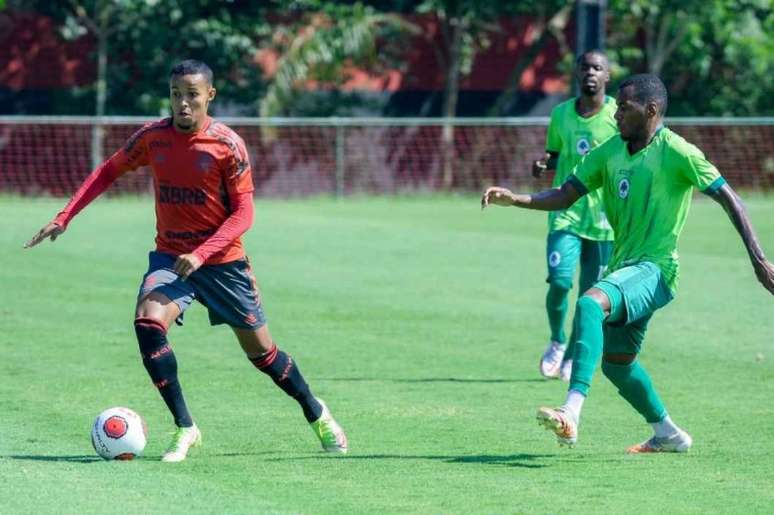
[536,406,578,447]
[161,424,202,462]
[310,398,348,454]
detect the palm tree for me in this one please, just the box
[259,4,418,118]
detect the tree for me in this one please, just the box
[258,1,419,117]
[414,0,569,188]
[607,0,773,115]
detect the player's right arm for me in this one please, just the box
[484,138,606,212]
[481,181,581,211]
[532,151,559,178]
[24,125,152,248]
[533,107,562,178]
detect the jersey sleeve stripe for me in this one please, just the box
[565,174,589,196]
[701,176,726,195]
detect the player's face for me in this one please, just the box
[615,86,648,141]
[169,73,216,133]
[575,53,609,95]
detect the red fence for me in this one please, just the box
[1,117,772,196]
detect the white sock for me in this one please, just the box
[651,415,680,438]
[562,389,586,421]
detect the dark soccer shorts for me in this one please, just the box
[137,251,267,329]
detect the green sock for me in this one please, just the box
[546,283,570,344]
[568,296,605,395]
[565,325,576,363]
[601,360,667,423]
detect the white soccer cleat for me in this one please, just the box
[559,359,573,382]
[627,429,693,454]
[539,341,566,379]
[310,398,348,454]
[536,406,578,447]
[161,424,202,462]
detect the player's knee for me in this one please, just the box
[602,353,637,374]
[134,317,168,356]
[576,294,603,318]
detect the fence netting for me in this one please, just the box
[1,119,772,196]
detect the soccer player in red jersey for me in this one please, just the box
[25,60,348,461]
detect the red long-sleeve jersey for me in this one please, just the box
[54,117,255,264]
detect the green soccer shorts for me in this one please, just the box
[546,230,613,292]
[595,261,674,354]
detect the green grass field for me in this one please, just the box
[1,195,773,514]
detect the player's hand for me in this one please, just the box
[532,159,547,178]
[174,253,203,280]
[481,186,516,210]
[753,259,774,295]
[24,222,64,248]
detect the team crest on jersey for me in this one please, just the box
[576,138,591,155]
[196,152,215,173]
[548,251,561,267]
[618,178,630,199]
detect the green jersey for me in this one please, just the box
[546,96,617,241]
[566,127,726,293]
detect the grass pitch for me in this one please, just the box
[1,195,773,514]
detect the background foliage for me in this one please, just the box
[3,0,773,116]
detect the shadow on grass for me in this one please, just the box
[5,455,102,463]
[268,452,553,469]
[318,377,546,384]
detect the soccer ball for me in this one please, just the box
[91,407,147,460]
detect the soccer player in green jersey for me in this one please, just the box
[533,50,617,382]
[482,74,774,452]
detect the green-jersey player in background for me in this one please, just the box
[533,50,617,382]
[483,74,774,452]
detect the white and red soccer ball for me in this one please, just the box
[91,407,147,460]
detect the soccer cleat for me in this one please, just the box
[539,341,566,378]
[310,398,348,454]
[536,406,578,447]
[559,359,573,382]
[161,424,202,462]
[627,429,693,454]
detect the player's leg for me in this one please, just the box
[597,267,691,453]
[560,239,614,381]
[235,324,321,423]
[536,283,622,446]
[192,257,347,453]
[541,231,581,378]
[234,325,348,453]
[135,251,201,462]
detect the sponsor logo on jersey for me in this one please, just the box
[148,139,172,150]
[164,228,216,241]
[158,185,206,205]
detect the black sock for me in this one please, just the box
[134,318,193,427]
[250,345,323,423]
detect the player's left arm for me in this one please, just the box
[708,183,774,294]
[174,132,254,279]
[174,192,254,279]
